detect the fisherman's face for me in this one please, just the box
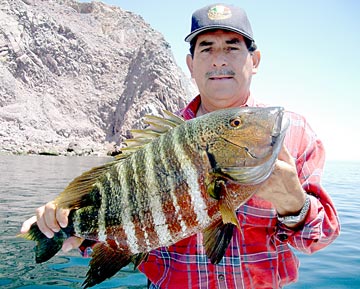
[187,30,260,111]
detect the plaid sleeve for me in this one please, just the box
[277,111,340,253]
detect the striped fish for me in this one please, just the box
[21,106,288,288]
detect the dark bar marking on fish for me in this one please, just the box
[132,149,159,250]
[205,146,218,172]
[97,167,131,248]
[97,175,113,241]
[72,183,101,238]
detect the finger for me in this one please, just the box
[20,215,37,233]
[36,205,55,238]
[62,236,84,252]
[43,201,62,233]
[56,207,70,228]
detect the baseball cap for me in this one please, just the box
[185,3,255,44]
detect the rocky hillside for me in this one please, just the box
[0,0,196,156]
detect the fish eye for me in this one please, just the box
[230,117,242,127]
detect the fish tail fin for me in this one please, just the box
[18,223,71,263]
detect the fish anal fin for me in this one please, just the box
[83,242,131,288]
[131,252,149,269]
[203,219,236,264]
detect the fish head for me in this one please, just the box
[201,106,289,184]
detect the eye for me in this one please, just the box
[230,117,242,127]
[227,46,239,51]
[200,47,211,53]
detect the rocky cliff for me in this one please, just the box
[0,0,196,155]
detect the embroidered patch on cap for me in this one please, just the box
[207,5,232,20]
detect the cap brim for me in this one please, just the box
[185,25,254,42]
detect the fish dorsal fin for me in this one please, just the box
[116,110,185,159]
[145,110,184,128]
[55,162,114,209]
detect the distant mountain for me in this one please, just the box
[0,0,196,156]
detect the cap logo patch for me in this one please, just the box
[208,5,232,20]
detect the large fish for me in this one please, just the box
[21,106,288,288]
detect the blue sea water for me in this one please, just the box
[0,155,359,289]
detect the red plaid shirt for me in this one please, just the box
[139,95,340,289]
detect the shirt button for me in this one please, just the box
[278,233,288,241]
[218,274,225,281]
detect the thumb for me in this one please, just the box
[278,145,295,166]
[61,236,84,252]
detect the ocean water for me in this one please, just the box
[0,155,359,289]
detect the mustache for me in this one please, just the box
[205,69,236,78]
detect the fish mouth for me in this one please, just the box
[271,109,286,145]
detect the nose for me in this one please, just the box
[212,51,228,67]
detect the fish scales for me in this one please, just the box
[128,123,210,249]
[157,134,185,236]
[84,123,209,253]
[128,150,156,251]
[122,157,149,252]
[172,123,214,227]
[160,125,204,233]
[21,107,288,288]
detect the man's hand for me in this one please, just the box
[256,146,307,217]
[20,201,84,252]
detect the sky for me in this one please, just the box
[81,0,360,161]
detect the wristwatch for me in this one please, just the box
[277,194,310,226]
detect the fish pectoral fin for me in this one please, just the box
[205,173,227,200]
[131,252,149,269]
[83,243,131,289]
[216,179,240,228]
[203,218,236,264]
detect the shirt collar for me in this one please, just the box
[180,94,256,120]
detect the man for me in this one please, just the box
[21,3,340,289]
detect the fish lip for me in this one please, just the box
[271,109,285,138]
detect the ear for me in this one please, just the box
[251,50,261,74]
[186,54,194,77]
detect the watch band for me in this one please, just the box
[277,194,310,226]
